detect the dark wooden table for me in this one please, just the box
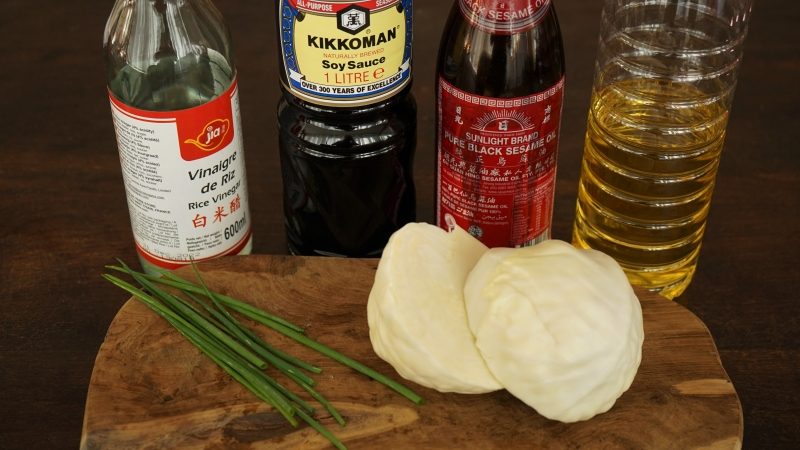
[1,1,797,449]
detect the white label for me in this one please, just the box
[109,80,251,269]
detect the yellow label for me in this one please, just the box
[279,0,413,107]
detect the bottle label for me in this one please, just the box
[459,0,551,34]
[108,79,252,269]
[436,76,565,248]
[279,0,413,107]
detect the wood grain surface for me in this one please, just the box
[81,256,742,450]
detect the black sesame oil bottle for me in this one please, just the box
[277,0,416,257]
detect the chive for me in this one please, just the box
[239,325,323,374]
[187,264,320,383]
[294,406,347,450]
[214,298,422,405]
[125,274,314,418]
[224,303,423,405]
[183,274,322,373]
[294,378,346,427]
[176,319,298,425]
[104,261,425,450]
[106,265,306,334]
[163,270,307,334]
[186,289,317,387]
[242,359,316,416]
[186,266,343,424]
[102,274,298,425]
[126,265,320,374]
[114,262,268,370]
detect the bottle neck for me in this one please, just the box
[106,0,232,67]
[105,0,236,110]
[457,0,553,35]
[439,0,564,97]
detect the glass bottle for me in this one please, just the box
[436,0,566,248]
[105,0,253,274]
[276,0,416,257]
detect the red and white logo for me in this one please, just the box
[109,80,238,162]
[183,118,232,154]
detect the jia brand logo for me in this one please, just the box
[338,5,370,34]
[175,81,239,161]
[178,94,237,162]
[185,119,231,153]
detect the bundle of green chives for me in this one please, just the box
[103,261,422,450]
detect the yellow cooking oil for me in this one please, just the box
[573,77,729,299]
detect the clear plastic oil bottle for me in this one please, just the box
[572,0,753,298]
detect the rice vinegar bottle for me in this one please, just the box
[104,0,253,274]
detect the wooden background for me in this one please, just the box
[0,0,797,448]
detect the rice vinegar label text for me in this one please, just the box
[279,0,413,107]
[437,77,564,248]
[459,0,551,34]
[109,79,252,269]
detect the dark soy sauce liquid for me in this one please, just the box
[278,89,417,257]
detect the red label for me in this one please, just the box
[437,76,565,248]
[108,79,238,162]
[459,0,551,34]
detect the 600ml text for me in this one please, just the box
[225,214,248,240]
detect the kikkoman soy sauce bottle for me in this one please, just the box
[104,0,253,274]
[436,0,565,248]
[277,0,416,257]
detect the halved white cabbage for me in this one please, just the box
[464,240,644,422]
[367,223,502,393]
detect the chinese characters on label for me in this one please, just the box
[437,76,565,248]
[109,80,251,269]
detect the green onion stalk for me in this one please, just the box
[103,261,422,450]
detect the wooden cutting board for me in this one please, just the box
[81,255,743,449]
